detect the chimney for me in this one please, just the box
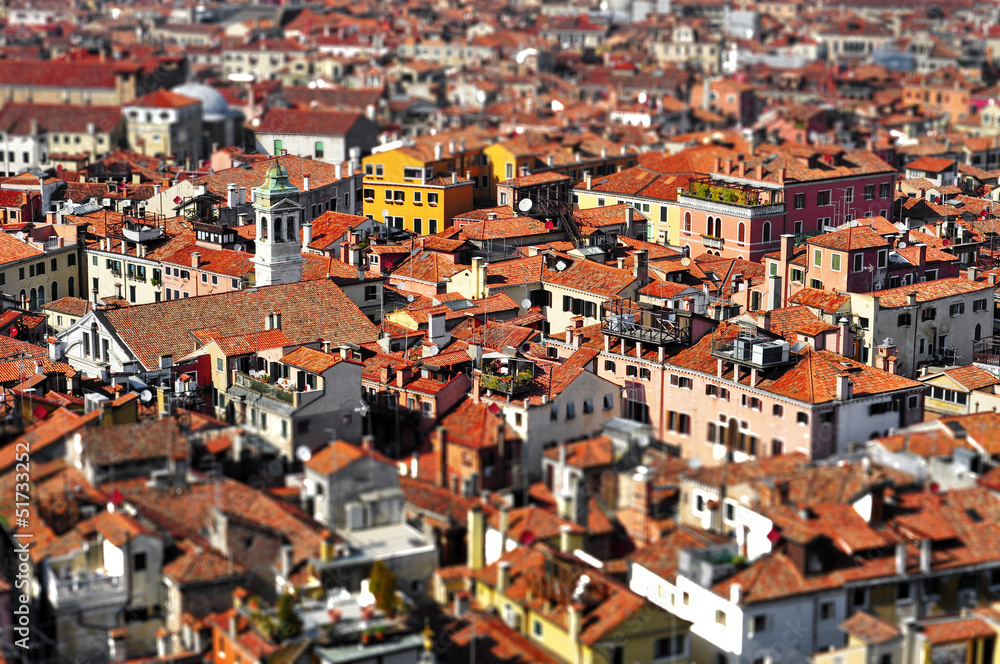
[632,249,649,286]
[568,602,583,642]
[362,435,375,453]
[625,206,634,234]
[968,266,978,281]
[434,143,443,160]
[227,183,237,208]
[228,615,237,640]
[730,583,742,604]
[302,223,312,248]
[449,140,456,154]
[482,553,507,593]
[191,252,200,268]
[585,173,592,189]
[907,291,917,306]
[920,539,932,573]
[451,172,457,184]
[35,360,44,375]
[990,273,998,286]
[303,173,310,192]
[468,505,485,570]
[896,541,907,576]
[431,426,447,487]
[917,243,927,267]
[836,374,853,401]
[47,336,58,362]
[498,504,509,536]
[559,523,574,553]
[472,368,482,403]
[108,628,128,662]
[838,317,851,356]
[239,187,247,205]
[279,543,293,579]
[759,311,771,332]
[156,630,170,658]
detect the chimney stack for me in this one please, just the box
[303,173,310,192]
[191,252,200,268]
[302,223,312,248]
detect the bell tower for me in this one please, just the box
[251,161,304,287]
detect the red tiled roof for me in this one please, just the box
[99,279,379,370]
[868,277,995,308]
[164,543,246,585]
[839,612,901,645]
[305,440,393,476]
[256,108,366,136]
[906,157,956,173]
[809,224,888,251]
[788,287,852,314]
[920,617,996,645]
[281,346,341,374]
[81,418,187,466]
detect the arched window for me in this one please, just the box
[976,323,983,341]
[50,281,58,302]
[286,218,295,243]
[37,285,45,307]
[67,276,75,299]
[762,221,772,243]
[683,212,692,232]
[273,216,283,242]
[260,216,269,239]
[706,215,714,236]
[683,245,691,258]
[715,217,722,237]
[738,222,746,244]
[29,288,36,308]
[19,290,25,306]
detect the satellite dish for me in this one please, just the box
[638,91,648,104]
[520,298,532,309]
[518,198,533,212]
[295,446,312,462]
[898,241,907,249]
[555,260,567,271]
[233,243,244,252]
[407,294,414,302]
[381,209,389,219]
[14,232,24,241]
[139,389,153,403]
[681,257,692,266]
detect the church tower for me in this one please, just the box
[251,161,304,287]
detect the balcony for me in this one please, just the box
[234,371,294,404]
[679,177,785,219]
[701,234,724,250]
[678,543,744,588]
[48,571,127,610]
[711,322,796,369]
[602,298,692,347]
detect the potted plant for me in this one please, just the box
[361,630,372,645]
[374,627,385,642]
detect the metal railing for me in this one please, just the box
[601,298,691,347]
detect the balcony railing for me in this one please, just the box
[701,235,724,250]
[234,372,294,404]
[602,298,692,347]
[48,572,126,607]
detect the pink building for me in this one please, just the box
[160,243,253,300]
[593,302,924,467]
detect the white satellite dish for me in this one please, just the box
[139,389,153,403]
[681,257,692,266]
[518,198,533,212]
[233,243,244,252]
[898,241,907,249]
[381,209,389,219]
[407,294,414,302]
[14,232,24,241]
[638,91,648,104]
[227,73,256,83]
[555,260,567,271]
[295,446,312,462]
[520,298,532,309]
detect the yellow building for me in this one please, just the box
[361,145,475,234]
[918,366,997,417]
[483,133,637,202]
[436,506,692,664]
[573,167,690,246]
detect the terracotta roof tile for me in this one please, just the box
[839,612,901,645]
[80,418,188,466]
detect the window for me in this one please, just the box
[566,403,576,419]
[363,188,374,202]
[532,620,542,637]
[974,297,988,312]
[820,602,834,620]
[880,182,891,198]
[950,303,965,316]
[216,357,224,373]
[772,404,783,417]
[844,186,854,203]
[413,218,422,234]
[852,253,864,273]
[583,398,593,414]
[813,249,823,267]
[550,405,559,421]
[752,614,767,633]
[394,190,405,203]
[384,189,393,203]
[667,411,691,434]
[314,141,324,159]
[428,192,439,206]
[669,374,692,390]
[922,308,936,321]
[654,635,685,659]
[791,268,803,283]
[604,394,614,410]
[737,222,746,244]
[923,577,941,597]
[273,139,283,154]
[831,254,841,271]
[865,184,875,200]
[797,412,809,425]
[715,610,727,626]
[908,394,919,409]
[133,552,147,571]
[794,192,805,209]
[201,273,208,283]
[683,211,692,232]
[18,267,24,280]
[852,589,866,607]
[817,190,831,206]
[604,360,616,373]
[639,368,651,381]
[898,313,911,326]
